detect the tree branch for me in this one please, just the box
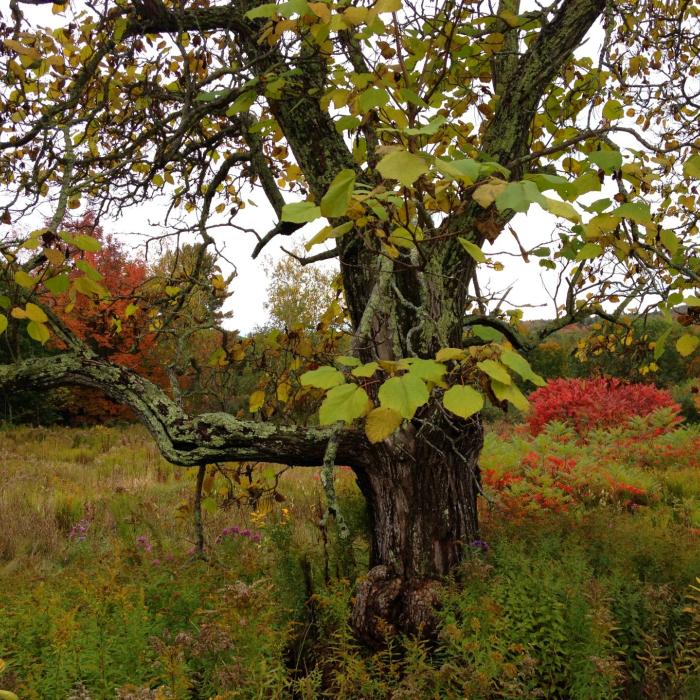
[0,353,371,468]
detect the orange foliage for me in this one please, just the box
[45,213,168,422]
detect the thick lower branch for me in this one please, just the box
[0,353,370,468]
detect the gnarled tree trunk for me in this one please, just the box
[352,412,483,644]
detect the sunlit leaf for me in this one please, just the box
[677,334,699,357]
[491,379,529,412]
[300,365,345,389]
[376,150,429,187]
[477,359,511,385]
[27,320,50,345]
[443,385,483,419]
[319,383,371,425]
[500,350,546,386]
[320,169,356,218]
[378,373,429,419]
[281,201,322,223]
[24,303,47,323]
[458,238,486,263]
[365,406,403,443]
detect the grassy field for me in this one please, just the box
[0,417,699,699]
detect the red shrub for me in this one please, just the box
[527,377,680,436]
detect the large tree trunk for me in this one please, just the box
[351,410,484,644]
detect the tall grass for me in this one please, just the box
[0,421,698,698]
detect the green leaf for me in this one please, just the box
[676,334,699,357]
[300,365,345,389]
[75,259,103,281]
[0,295,9,310]
[335,355,361,367]
[682,154,700,179]
[280,201,322,223]
[378,373,429,419]
[320,169,356,218]
[477,359,511,385]
[195,89,232,102]
[27,320,50,345]
[614,201,652,224]
[542,197,580,223]
[588,150,622,173]
[358,87,389,112]
[44,273,69,295]
[398,87,428,108]
[201,497,217,514]
[576,242,603,260]
[365,407,403,443]
[458,237,486,263]
[435,157,480,184]
[470,324,503,341]
[113,17,128,42]
[14,270,35,289]
[376,150,429,187]
[491,379,529,412]
[587,197,612,213]
[659,229,679,255]
[443,385,484,419]
[0,314,7,335]
[602,99,624,120]
[305,221,353,249]
[352,361,379,377]
[125,303,139,318]
[245,3,278,19]
[495,180,545,213]
[319,383,371,425]
[225,90,257,116]
[405,358,446,383]
[653,328,671,361]
[405,115,446,136]
[72,235,101,253]
[526,173,574,199]
[500,350,545,386]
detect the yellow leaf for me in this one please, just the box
[343,6,368,25]
[249,390,265,412]
[435,347,467,362]
[276,381,291,403]
[374,0,401,13]
[472,178,507,208]
[27,320,50,345]
[14,270,35,289]
[2,39,41,61]
[308,2,332,23]
[677,334,699,357]
[365,407,403,443]
[24,303,48,323]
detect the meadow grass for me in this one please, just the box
[0,420,698,698]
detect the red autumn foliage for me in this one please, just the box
[45,214,167,422]
[527,377,681,436]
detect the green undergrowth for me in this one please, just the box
[0,422,699,698]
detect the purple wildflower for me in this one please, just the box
[470,539,490,553]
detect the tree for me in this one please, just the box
[0,0,698,641]
[263,246,338,330]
